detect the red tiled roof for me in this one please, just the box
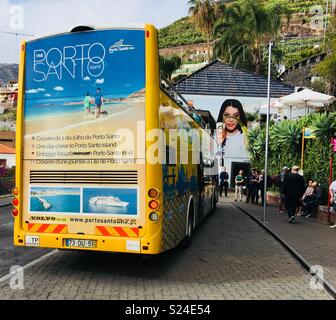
[0,144,15,154]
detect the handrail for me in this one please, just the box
[160,76,208,129]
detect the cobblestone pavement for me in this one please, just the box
[0,202,331,300]
[0,205,51,277]
[233,195,336,292]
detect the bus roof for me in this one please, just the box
[26,24,148,43]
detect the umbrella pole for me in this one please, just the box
[290,106,292,119]
[305,100,308,116]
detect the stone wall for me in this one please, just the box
[280,53,327,88]
[159,42,214,62]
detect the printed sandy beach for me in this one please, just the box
[25,95,145,136]
[23,94,146,162]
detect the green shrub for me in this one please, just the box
[248,112,336,204]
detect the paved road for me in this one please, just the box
[0,205,51,277]
[0,202,330,300]
[235,200,336,291]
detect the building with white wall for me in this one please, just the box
[0,143,16,168]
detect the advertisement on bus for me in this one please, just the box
[22,29,146,227]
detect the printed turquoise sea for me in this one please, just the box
[30,195,80,213]
[24,96,128,120]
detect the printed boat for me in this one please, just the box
[89,196,129,208]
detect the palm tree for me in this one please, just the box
[159,55,182,81]
[188,0,223,62]
[214,0,291,74]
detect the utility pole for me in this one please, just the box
[263,41,273,224]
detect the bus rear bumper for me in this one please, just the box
[14,231,162,255]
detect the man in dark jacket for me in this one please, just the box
[220,168,229,197]
[259,170,273,207]
[282,166,306,223]
[246,169,256,204]
[278,167,289,213]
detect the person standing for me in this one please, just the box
[220,168,229,197]
[235,170,245,202]
[282,166,305,223]
[246,169,256,204]
[329,179,336,228]
[94,88,104,118]
[251,170,260,205]
[278,167,289,213]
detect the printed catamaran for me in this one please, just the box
[89,196,129,208]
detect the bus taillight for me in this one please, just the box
[12,198,19,206]
[148,189,159,199]
[149,200,159,210]
[12,208,19,217]
[12,187,19,196]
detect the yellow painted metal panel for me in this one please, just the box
[14,41,26,245]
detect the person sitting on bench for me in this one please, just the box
[302,182,322,218]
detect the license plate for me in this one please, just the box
[65,239,97,248]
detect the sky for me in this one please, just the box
[0,0,190,63]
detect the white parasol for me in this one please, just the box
[279,89,336,117]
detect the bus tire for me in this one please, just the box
[180,201,194,249]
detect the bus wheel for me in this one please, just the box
[180,202,194,249]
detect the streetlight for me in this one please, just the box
[263,41,273,224]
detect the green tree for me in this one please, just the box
[188,0,223,61]
[246,112,336,200]
[159,55,182,81]
[314,16,336,96]
[214,0,291,74]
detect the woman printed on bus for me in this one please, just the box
[217,99,249,159]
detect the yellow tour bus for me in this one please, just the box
[12,24,219,255]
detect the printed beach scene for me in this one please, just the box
[24,90,145,136]
[24,29,146,137]
[30,187,80,213]
[24,30,145,163]
[83,187,138,216]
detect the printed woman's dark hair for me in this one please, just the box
[217,99,248,134]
